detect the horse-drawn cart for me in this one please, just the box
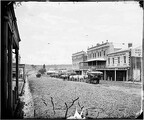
[86,71,103,84]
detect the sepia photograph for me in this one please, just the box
[1,0,143,119]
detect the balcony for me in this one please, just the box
[90,65,106,70]
[79,66,89,70]
[79,65,106,70]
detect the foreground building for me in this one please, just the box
[1,2,22,118]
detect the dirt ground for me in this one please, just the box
[27,75,142,119]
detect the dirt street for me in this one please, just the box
[27,75,142,119]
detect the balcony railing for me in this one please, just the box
[79,65,106,70]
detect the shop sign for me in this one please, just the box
[131,48,142,57]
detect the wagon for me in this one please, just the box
[60,74,69,80]
[86,71,103,84]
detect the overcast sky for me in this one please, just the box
[14,1,143,65]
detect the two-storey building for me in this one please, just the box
[106,48,131,81]
[107,45,142,81]
[86,41,122,80]
[72,51,87,75]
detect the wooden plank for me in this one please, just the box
[1,18,8,118]
[8,27,13,116]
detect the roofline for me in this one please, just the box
[11,3,21,42]
[87,42,113,51]
[72,50,86,56]
[107,49,131,55]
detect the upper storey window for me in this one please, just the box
[113,58,114,64]
[118,57,120,63]
[108,58,110,64]
[124,56,126,63]
[104,51,105,56]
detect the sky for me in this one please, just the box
[14,1,143,65]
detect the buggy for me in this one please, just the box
[86,71,103,84]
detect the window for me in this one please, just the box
[104,51,105,56]
[108,58,110,64]
[113,58,114,64]
[100,52,101,57]
[124,56,126,63]
[98,52,99,57]
[95,53,96,58]
[118,57,120,63]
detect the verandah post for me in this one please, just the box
[16,48,19,101]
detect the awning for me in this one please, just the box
[86,58,106,62]
[88,71,103,74]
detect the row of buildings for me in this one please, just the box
[72,41,142,82]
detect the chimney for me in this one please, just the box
[97,43,100,46]
[128,43,132,48]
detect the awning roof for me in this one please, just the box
[87,71,103,74]
[86,58,106,62]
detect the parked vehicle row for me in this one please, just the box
[48,70,103,84]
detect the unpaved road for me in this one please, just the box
[28,76,142,119]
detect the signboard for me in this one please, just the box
[131,48,142,57]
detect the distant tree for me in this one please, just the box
[38,68,45,75]
[43,64,46,69]
[31,64,36,70]
[38,64,46,75]
[36,73,41,78]
[43,64,46,73]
